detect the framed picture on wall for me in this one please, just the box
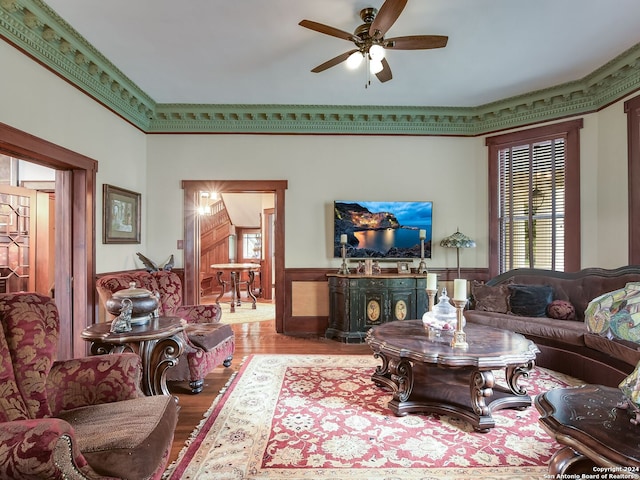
[103,184,141,244]
[397,261,411,274]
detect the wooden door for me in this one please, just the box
[0,185,38,293]
[262,208,274,300]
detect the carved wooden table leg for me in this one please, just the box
[139,335,183,396]
[90,334,183,396]
[505,360,534,396]
[548,446,597,476]
[370,351,402,396]
[246,270,257,309]
[82,317,186,398]
[214,271,227,307]
[470,369,495,423]
[230,271,239,311]
[387,357,414,404]
[371,352,420,410]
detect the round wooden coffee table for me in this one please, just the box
[366,320,539,432]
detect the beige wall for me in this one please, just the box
[145,134,485,270]
[0,41,149,273]
[593,100,631,267]
[0,39,635,272]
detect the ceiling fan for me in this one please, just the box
[299,0,448,83]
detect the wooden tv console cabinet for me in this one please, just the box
[326,273,428,343]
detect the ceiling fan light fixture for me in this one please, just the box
[346,51,364,69]
[369,44,385,61]
[299,0,449,84]
[369,58,384,74]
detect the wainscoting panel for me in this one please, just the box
[291,281,329,317]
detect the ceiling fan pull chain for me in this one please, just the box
[365,55,372,89]
[365,56,369,88]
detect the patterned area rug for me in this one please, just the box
[163,354,582,480]
[216,302,275,324]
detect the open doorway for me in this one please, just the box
[198,192,274,301]
[182,180,287,332]
[0,122,98,360]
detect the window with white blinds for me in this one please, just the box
[486,119,582,277]
[498,140,565,272]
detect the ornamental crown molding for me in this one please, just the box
[2,0,640,136]
[0,0,155,129]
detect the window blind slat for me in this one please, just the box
[498,137,565,272]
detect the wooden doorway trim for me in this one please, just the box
[262,207,274,300]
[0,122,97,359]
[182,180,287,332]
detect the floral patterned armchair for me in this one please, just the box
[96,270,234,393]
[0,292,178,480]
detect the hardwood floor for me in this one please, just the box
[167,319,372,464]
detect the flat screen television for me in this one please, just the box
[334,201,433,259]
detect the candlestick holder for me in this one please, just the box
[450,298,469,349]
[426,289,436,311]
[338,242,350,274]
[417,238,428,274]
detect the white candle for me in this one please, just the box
[427,273,437,290]
[419,229,426,240]
[340,234,347,244]
[453,279,467,301]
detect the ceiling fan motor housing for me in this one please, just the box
[355,8,381,50]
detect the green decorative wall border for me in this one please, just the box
[2,0,640,136]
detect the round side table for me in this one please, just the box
[81,316,185,397]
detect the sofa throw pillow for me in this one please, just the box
[471,281,510,313]
[508,284,554,317]
[585,282,640,343]
[547,299,576,320]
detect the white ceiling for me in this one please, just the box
[44,0,640,108]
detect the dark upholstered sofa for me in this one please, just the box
[464,266,640,387]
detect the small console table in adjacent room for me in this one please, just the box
[326,273,427,342]
[210,263,260,312]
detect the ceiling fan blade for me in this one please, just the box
[299,20,356,42]
[369,0,408,38]
[376,58,393,83]
[385,35,448,50]
[311,49,359,73]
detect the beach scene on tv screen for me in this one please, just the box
[334,201,432,259]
